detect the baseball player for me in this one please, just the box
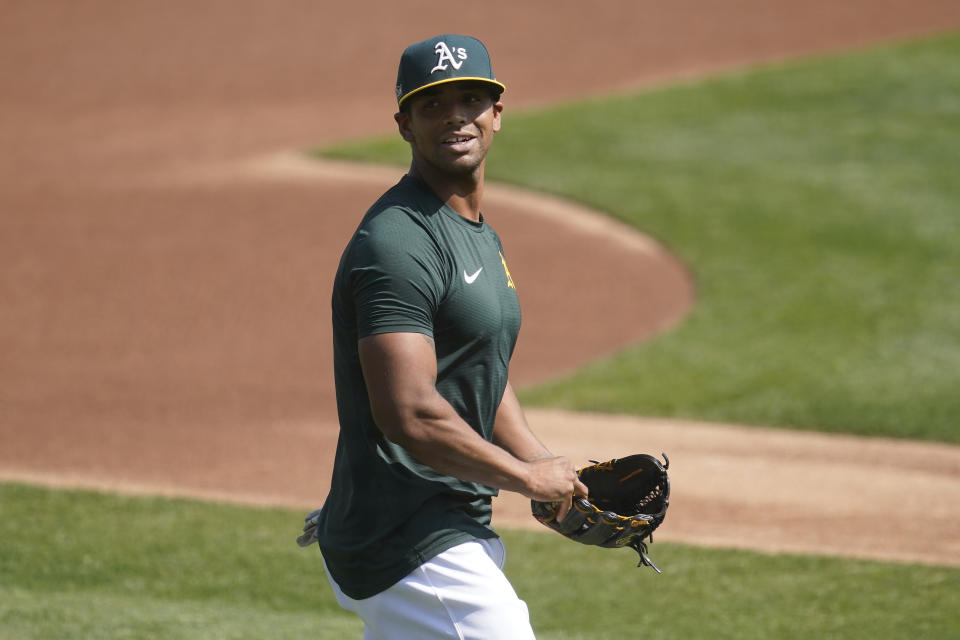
[303,35,587,639]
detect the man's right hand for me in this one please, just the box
[523,457,589,522]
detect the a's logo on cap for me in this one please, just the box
[431,41,467,74]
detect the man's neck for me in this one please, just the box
[409,162,485,222]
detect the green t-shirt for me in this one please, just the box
[316,175,522,599]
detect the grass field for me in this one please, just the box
[322,32,960,443]
[2,484,958,640]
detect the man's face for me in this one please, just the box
[395,82,503,178]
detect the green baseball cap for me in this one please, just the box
[396,34,506,108]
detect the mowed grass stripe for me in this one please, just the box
[2,484,958,639]
[321,32,960,443]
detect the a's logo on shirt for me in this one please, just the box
[499,251,516,290]
[431,41,467,74]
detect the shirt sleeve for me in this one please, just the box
[348,208,446,339]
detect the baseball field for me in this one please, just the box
[2,2,960,638]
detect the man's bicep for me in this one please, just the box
[358,332,439,439]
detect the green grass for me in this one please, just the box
[2,484,958,639]
[0,484,359,639]
[319,32,960,443]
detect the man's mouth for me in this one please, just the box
[443,134,475,146]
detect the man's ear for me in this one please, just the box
[491,101,504,133]
[395,111,414,142]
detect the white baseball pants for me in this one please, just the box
[324,537,537,639]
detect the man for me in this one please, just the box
[309,34,587,639]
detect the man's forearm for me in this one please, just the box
[380,386,536,494]
[359,333,579,503]
[492,382,552,462]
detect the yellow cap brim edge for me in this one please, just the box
[397,77,506,108]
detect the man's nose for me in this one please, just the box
[443,104,469,125]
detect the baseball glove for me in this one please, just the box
[531,453,670,572]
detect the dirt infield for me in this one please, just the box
[2,1,959,567]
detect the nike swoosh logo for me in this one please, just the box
[463,267,483,284]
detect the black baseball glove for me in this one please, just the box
[531,453,670,572]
